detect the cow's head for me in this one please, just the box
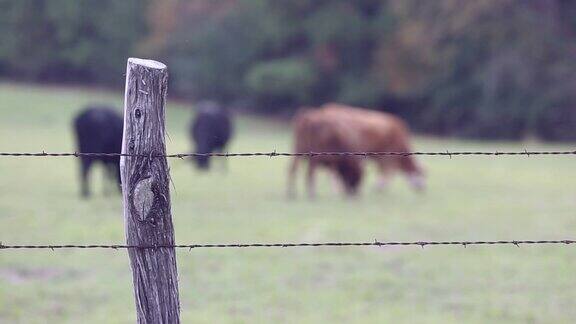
[194,154,210,170]
[335,158,363,196]
[399,155,426,192]
[405,162,426,193]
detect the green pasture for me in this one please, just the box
[0,83,575,323]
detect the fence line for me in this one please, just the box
[0,149,575,159]
[1,149,575,253]
[2,239,575,251]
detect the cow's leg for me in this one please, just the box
[375,158,394,191]
[80,158,92,198]
[331,172,344,195]
[103,163,115,196]
[114,162,122,193]
[287,157,299,199]
[216,148,228,173]
[102,164,109,196]
[306,160,317,200]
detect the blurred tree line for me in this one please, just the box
[0,0,148,84]
[1,0,576,140]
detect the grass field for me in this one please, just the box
[0,83,575,323]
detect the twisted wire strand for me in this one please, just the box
[1,240,575,251]
[0,149,575,159]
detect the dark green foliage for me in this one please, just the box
[2,0,576,140]
[245,58,318,110]
[165,0,293,101]
[161,0,387,110]
[0,0,147,85]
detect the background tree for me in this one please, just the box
[1,0,576,140]
[0,0,148,85]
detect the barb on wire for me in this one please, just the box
[1,239,574,251]
[0,149,575,159]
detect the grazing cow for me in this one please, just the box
[287,108,364,199]
[321,103,425,192]
[73,106,123,198]
[190,101,233,170]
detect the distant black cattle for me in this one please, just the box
[73,106,123,197]
[190,101,233,170]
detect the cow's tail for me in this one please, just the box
[287,156,300,199]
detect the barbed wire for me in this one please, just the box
[0,149,575,159]
[1,239,575,251]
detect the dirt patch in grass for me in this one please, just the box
[0,266,83,284]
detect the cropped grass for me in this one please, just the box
[0,83,575,323]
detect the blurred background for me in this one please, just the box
[1,1,576,323]
[2,0,576,139]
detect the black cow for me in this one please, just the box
[190,101,233,170]
[73,106,123,197]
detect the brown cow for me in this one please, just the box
[321,103,425,192]
[287,108,364,199]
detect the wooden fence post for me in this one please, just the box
[121,58,180,323]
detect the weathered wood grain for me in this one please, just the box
[121,58,180,324]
